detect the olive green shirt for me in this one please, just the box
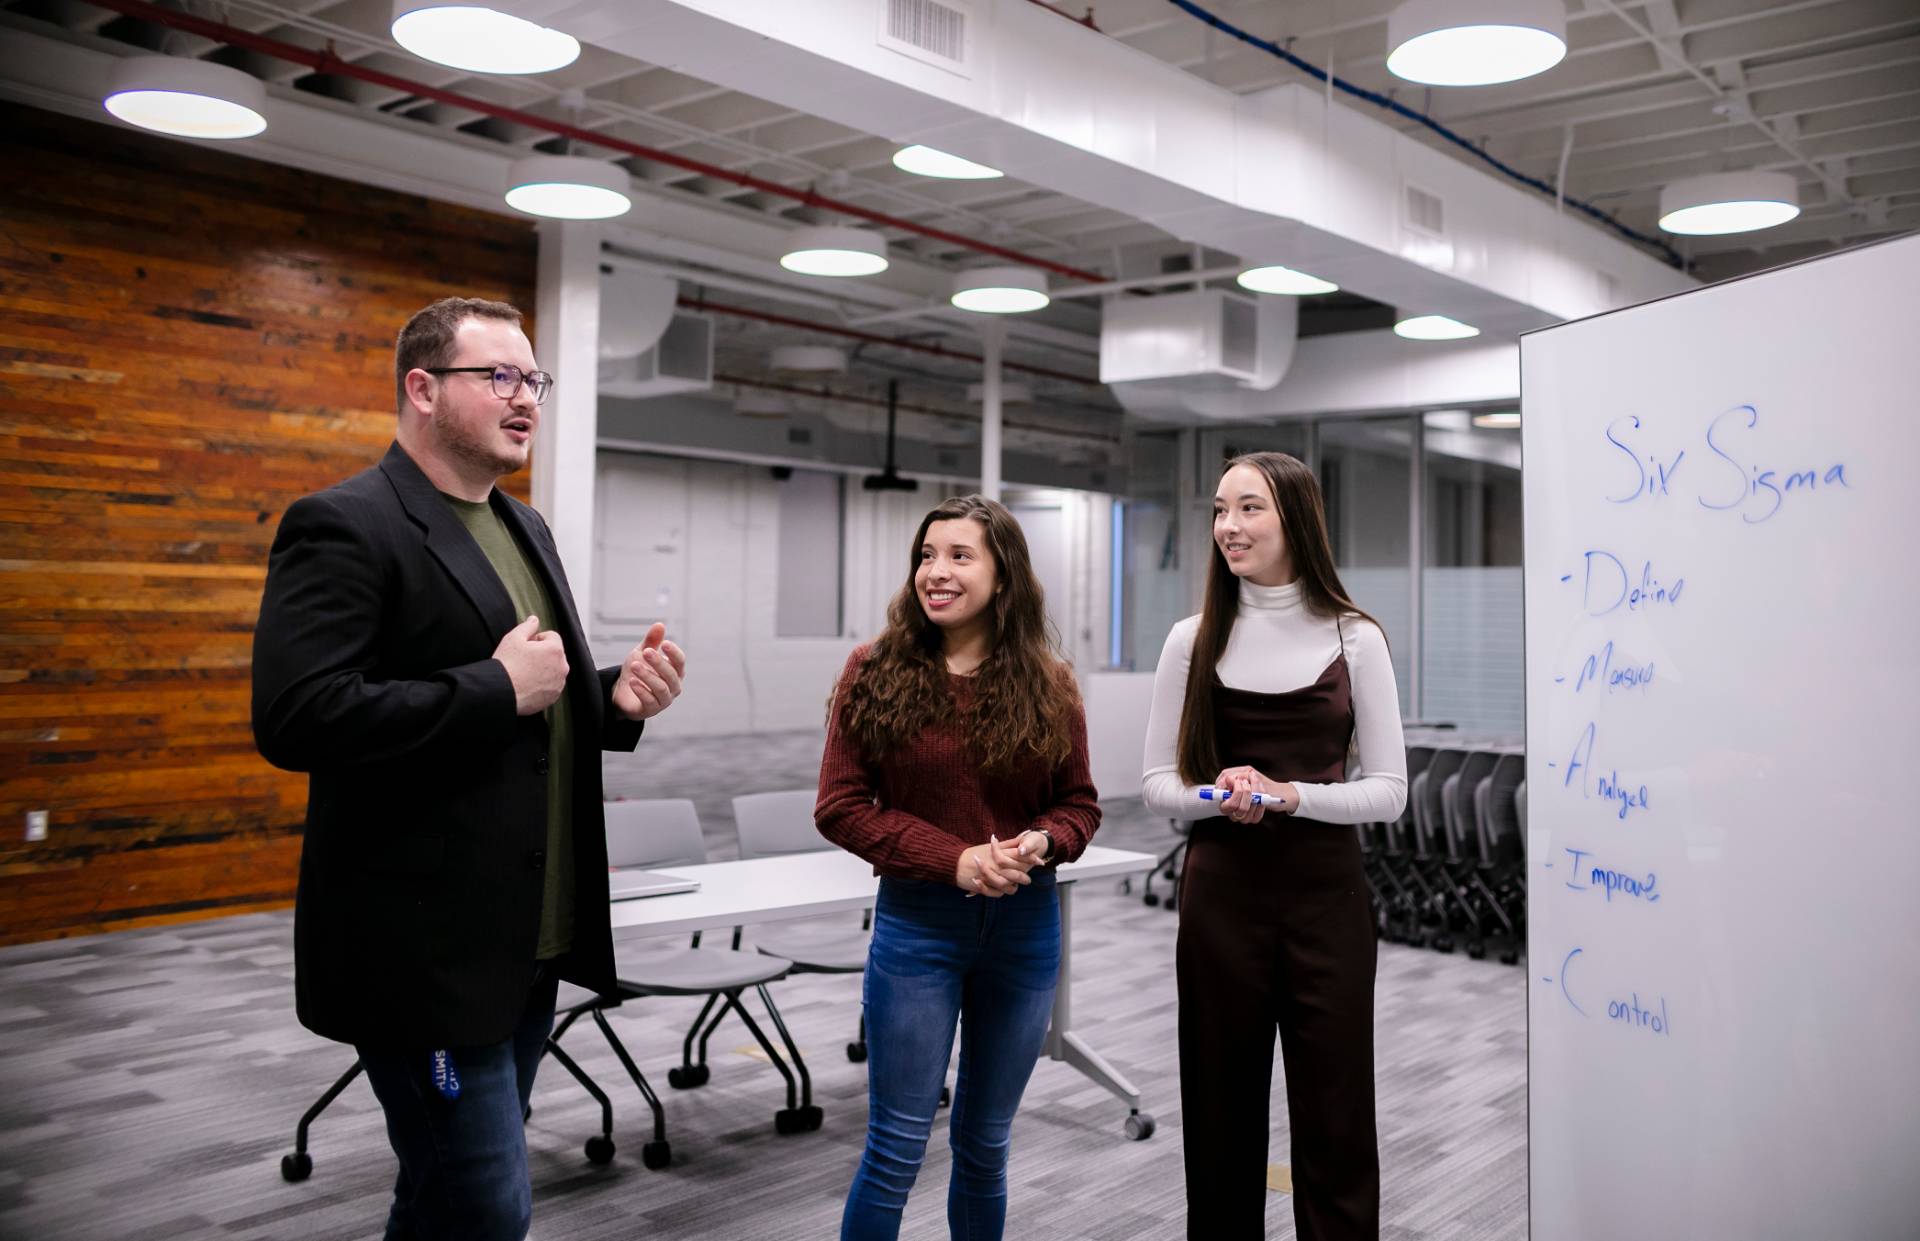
[443,493,576,961]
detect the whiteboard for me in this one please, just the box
[1522,233,1920,1241]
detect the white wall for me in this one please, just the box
[591,451,1112,737]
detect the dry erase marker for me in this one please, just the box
[1199,788,1276,807]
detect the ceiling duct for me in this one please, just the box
[565,0,1695,338]
[598,311,714,398]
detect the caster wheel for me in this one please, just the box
[1124,1112,1156,1141]
[939,1086,951,1109]
[1166,898,1177,913]
[1467,942,1487,960]
[1432,935,1454,954]
[847,1041,868,1063]
[584,1136,615,1165]
[641,1140,671,1169]
[1143,892,1160,907]
[668,1064,710,1089]
[523,1104,533,1121]
[799,1105,824,1131]
[280,1152,312,1183]
[1499,949,1520,966]
[775,1108,806,1136]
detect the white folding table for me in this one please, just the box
[610,844,1161,1139]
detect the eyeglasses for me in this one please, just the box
[425,364,554,405]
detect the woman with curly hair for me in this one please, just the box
[816,493,1101,1241]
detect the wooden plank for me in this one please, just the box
[0,101,538,943]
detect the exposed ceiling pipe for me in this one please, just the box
[681,296,1101,387]
[81,0,1109,283]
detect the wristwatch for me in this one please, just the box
[1036,829,1056,861]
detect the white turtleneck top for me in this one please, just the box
[1141,578,1408,825]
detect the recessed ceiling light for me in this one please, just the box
[1395,314,1480,340]
[1473,410,1521,428]
[893,145,1004,180]
[1386,0,1568,87]
[1658,171,1801,236]
[503,155,631,220]
[951,266,1050,314]
[779,226,889,277]
[391,3,580,75]
[1236,265,1340,296]
[103,56,267,140]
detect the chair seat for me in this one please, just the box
[554,981,608,1014]
[750,924,870,972]
[614,945,794,995]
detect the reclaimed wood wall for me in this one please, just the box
[0,103,539,945]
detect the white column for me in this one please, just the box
[980,320,1005,501]
[533,220,602,633]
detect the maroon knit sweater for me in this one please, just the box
[815,646,1101,886]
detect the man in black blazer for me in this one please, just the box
[252,296,684,1241]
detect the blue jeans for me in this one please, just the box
[356,964,560,1241]
[842,872,1062,1241]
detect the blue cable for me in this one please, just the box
[1163,0,1685,268]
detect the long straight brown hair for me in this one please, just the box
[834,495,1079,774]
[1175,451,1381,785]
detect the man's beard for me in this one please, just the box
[437,412,524,478]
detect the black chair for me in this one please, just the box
[1409,747,1466,950]
[1376,745,1437,943]
[1472,754,1527,964]
[1440,749,1501,958]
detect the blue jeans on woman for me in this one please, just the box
[841,871,1063,1241]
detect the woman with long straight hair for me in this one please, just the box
[1142,451,1407,1240]
[817,494,1101,1241]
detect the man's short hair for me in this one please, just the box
[394,297,524,412]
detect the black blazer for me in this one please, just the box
[252,442,642,1048]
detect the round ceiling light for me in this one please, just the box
[779,226,889,277]
[951,266,1050,314]
[1658,171,1801,236]
[1395,313,1481,340]
[1386,0,1568,87]
[504,155,632,220]
[893,145,1004,180]
[103,56,267,140]
[391,3,580,74]
[1236,265,1340,296]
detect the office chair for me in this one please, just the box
[570,798,821,1139]
[725,789,871,1062]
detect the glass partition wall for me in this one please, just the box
[1110,407,1523,739]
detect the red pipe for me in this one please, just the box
[679,296,1099,387]
[717,373,1116,444]
[84,0,1108,284]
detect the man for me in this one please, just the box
[252,297,684,1241]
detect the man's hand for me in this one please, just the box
[494,615,569,716]
[613,622,686,721]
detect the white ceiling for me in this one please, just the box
[5,0,1915,425]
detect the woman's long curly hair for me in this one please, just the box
[833,495,1079,774]
[1176,451,1382,785]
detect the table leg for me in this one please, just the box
[1047,880,1155,1139]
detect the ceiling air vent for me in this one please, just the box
[1405,184,1445,237]
[880,0,972,75]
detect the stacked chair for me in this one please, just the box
[1357,742,1529,965]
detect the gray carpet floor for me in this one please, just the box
[0,729,1525,1240]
